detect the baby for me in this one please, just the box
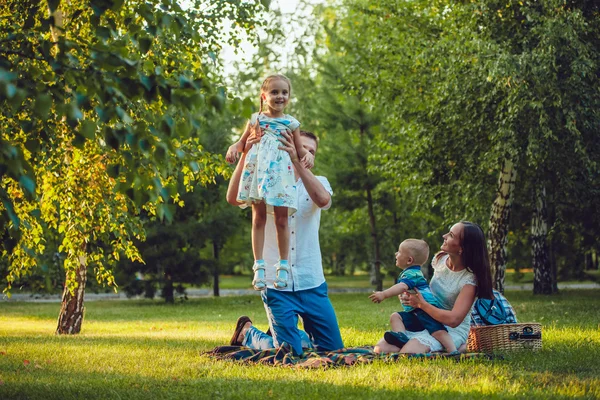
[369,239,457,353]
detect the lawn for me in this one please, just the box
[1,290,599,399]
[215,270,595,290]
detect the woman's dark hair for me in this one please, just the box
[460,221,493,299]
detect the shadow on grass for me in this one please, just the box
[0,367,538,400]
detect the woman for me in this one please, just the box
[374,221,493,354]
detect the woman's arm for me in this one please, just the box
[405,285,476,328]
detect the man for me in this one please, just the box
[226,129,344,356]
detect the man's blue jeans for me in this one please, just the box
[242,326,313,350]
[258,282,344,356]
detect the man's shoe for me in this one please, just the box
[230,316,252,346]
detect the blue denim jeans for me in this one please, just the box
[260,282,344,356]
[242,326,313,350]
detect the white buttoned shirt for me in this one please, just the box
[260,176,332,291]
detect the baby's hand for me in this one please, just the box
[301,152,315,169]
[369,291,386,303]
[226,141,243,164]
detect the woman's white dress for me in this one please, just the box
[404,253,477,351]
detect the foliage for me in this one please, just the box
[322,0,600,283]
[0,0,266,295]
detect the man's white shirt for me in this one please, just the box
[261,176,332,291]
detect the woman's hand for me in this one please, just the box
[278,129,300,163]
[403,288,426,309]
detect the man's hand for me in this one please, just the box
[278,129,300,163]
[369,291,386,303]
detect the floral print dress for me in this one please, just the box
[237,113,300,214]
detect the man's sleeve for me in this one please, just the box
[317,176,333,210]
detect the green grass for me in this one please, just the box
[215,271,596,290]
[217,273,396,290]
[1,290,599,399]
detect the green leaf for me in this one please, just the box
[24,138,40,153]
[104,128,120,150]
[48,0,61,13]
[19,175,36,196]
[34,94,52,118]
[4,83,17,98]
[138,138,150,153]
[67,102,83,121]
[91,0,110,17]
[209,94,224,112]
[242,97,254,119]
[154,146,166,160]
[72,133,86,148]
[116,107,133,124]
[160,116,174,136]
[139,37,152,54]
[80,120,96,139]
[108,164,120,178]
[96,26,111,39]
[1,199,19,230]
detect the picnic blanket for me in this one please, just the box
[205,344,492,369]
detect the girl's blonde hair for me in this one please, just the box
[259,74,292,113]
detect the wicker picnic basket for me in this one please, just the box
[467,323,542,353]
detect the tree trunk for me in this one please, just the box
[56,253,87,335]
[213,240,220,297]
[488,158,517,293]
[531,185,557,294]
[163,271,174,303]
[366,185,383,291]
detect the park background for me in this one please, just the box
[1,0,599,398]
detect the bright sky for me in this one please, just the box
[220,0,323,77]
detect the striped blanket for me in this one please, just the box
[205,344,491,368]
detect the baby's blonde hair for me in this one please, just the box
[401,239,430,266]
[259,74,292,113]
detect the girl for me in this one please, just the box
[226,74,314,291]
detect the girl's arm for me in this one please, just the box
[225,151,247,205]
[369,282,409,303]
[226,120,259,164]
[291,128,314,168]
[278,131,330,208]
[405,285,476,328]
[226,133,261,205]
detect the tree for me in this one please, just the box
[1,0,266,332]
[329,0,600,294]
